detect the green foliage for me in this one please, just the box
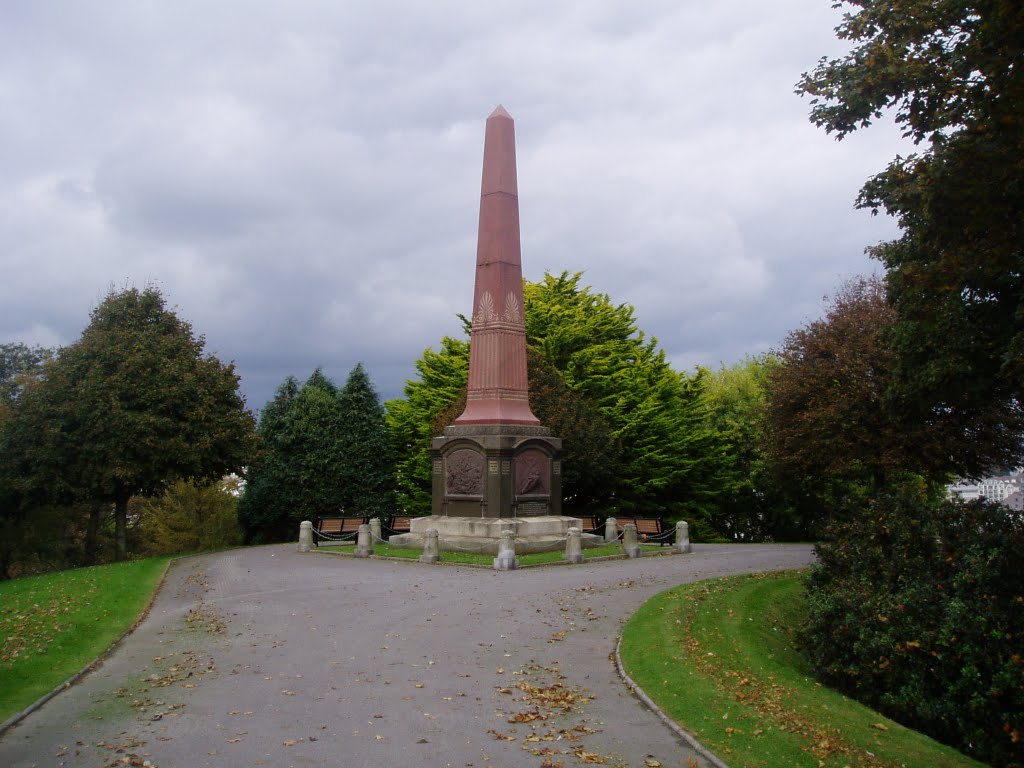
[800,489,1024,767]
[240,365,397,542]
[797,0,1024,476]
[388,272,734,528]
[522,349,622,513]
[385,335,470,513]
[136,478,242,555]
[525,273,733,524]
[0,287,255,561]
[701,356,810,540]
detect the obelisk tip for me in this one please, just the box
[489,104,512,119]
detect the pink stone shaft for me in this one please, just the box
[454,106,540,425]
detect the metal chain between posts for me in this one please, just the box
[312,529,359,543]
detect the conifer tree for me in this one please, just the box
[337,363,396,519]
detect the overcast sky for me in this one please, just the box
[0,1,907,411]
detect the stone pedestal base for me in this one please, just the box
[388,516,603,555]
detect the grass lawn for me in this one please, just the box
[0,556,172,723]
[318,541,660,565]
[619,571,985,768]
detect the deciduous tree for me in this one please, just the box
[798,0,1024,475]
[764,277,948,501]
[0,287,255,560]
[702,356,811,540]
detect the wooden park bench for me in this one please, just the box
[383,514,413,539]
[313,516,369,546]
[573,515,603,538]
[610,516,675,546]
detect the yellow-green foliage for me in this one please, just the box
[138,478,241,555]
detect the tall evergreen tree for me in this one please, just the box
[336,363,396,519]
[239,370,348,541]
[237,376,300,542]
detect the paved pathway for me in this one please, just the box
[0,543,814,768]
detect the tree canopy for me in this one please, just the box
[797,0,1024,476]
[0,287,255,560]
[0,342,54,407]
[764,277,951,500]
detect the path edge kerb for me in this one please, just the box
[614,634,732,768]
[0,556,177,737]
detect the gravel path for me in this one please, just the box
[0,542,814,768]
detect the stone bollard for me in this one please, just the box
[298,520,313,552]
[355,524,374,558]
[622,523,641,558]
[604,516,618,542]
[675,521,692,554]
[564,527,583,564]
[420,529,440,564]
[370,517,382,544]
[493,528,518,571]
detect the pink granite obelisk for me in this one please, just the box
[454,105,540,426]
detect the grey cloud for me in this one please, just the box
[1,0,906,410]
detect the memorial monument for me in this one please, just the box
[390,106,598,554]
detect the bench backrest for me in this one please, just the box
[614,517,664,534]
[575,515,600,532]
[316,517,366,534]
[388,515,412,532]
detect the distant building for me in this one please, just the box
[949,470,1023,508]
[1004,490,1024,512]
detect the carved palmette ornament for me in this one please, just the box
[474,291,497,326]
[446,449,484,495]
[503,292,521,323]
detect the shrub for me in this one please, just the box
[137,478,242,555]
[800,488,1024,766]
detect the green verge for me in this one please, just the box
[0,556,172,722]
[317,541,649,565]
[619,571,984,768]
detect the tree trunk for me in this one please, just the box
[84,503,102,565]
[115,493,130,561]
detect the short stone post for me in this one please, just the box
[604,517,618,542]
[355,523,374,558]
[564,527,583,564]
[622,523,641,558]
[369,517,382,544]
[420,529,440,564]
[675,521,692,554]
[493,528,518,571]
[298,520,313,552]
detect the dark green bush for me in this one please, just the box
[800,489,1023,767]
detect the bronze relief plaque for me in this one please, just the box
[515,449,550,495]
[446,448,484,496]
